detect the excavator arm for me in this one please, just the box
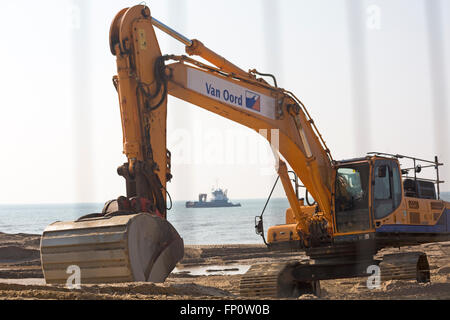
[110,5,334,226]
[40,5,336,286]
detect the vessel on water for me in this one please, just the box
[186,188,241,208]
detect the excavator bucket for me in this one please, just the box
[40,213,184,285]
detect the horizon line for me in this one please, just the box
[0,197,291,207]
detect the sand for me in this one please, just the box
[0,232,449,300]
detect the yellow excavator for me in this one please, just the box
[40,5,450,297]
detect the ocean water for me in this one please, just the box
[0,203,102,236]
[169,198,288,244]
[0,199,289,245]
[1,193,449,245]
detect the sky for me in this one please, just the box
[0,0,449,204]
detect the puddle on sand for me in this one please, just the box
[173,264,251,276]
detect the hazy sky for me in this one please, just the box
[0,0,449,204]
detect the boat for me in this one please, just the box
[185,188,241,208]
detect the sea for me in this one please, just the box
[0,198,289,245]
[1,193,449,245]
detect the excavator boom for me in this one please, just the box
[111,4,336,238]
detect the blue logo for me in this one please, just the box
[245,91,261,112]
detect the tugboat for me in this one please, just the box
[186,188,241,208]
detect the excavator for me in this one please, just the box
[40,5,450,297]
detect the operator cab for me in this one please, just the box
[265,152,445,249]
[333,152,444,236]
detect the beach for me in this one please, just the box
[0,232,449,300]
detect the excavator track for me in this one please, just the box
[40,213,184,285]
[239,262,321,298]
[379,252,430,283]
[239,263,289,298]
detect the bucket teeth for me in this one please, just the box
[40,213,184,285]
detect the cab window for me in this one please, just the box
[392,165,402,207]
[374,165,391,200]
[373,161,402,220]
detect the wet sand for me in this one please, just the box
[0,232,449,300]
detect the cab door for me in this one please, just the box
[334,162,372,234]
[372,160,402,221]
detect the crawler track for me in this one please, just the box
[239,263,289,298]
